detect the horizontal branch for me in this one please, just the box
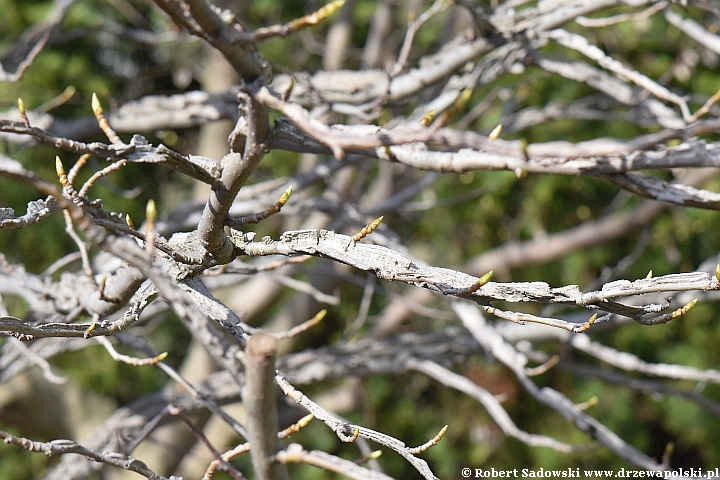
[0,120,222,185]
[0,429,171,480]
[232,228,718,328]
[275,444,395,480]
[0,196,58,229]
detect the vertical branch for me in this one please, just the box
[197,90,269,263]
[245,333,289,480]
[151,0,272,263]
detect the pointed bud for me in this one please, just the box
[477,270,493,287]
[298,413,314,427]
[454,88,473,111]
[421,109,437,126]
[17,98,26,116]
[91,93,102,116]
[146,199,156,223]
[278,185,293,206]
[323,0,345,16]
[489,123,503,141]
[664,442,675,457]
[55,156,65,177]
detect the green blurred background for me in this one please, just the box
[1,1,720,478]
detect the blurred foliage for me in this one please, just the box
[1,0,720,479]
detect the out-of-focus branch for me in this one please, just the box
[600,171,720,210]
[37,328,478,479]
[569,334,720,384]
[575,2,667,28]
[543,28,691,121]
[0,0,78,82]
[664,6,720,55]
[407,358,580,452]
[245,333,290,480]
[522,348,720,418]
[228,1,346,44]
[451,301,665,470]
[152,0,269,82]
[5,337,68,384]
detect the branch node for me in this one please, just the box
[347,216,384,250]
[84,322,97,339]
[340,426,360,443]
[574,313,598,333]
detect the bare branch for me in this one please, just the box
[153,0,270,82]
[451,301,666,470]
[275,374,440,480]
[407,358,578,452]
[0,429,172,480]
[245,333,290,480]
[0,0,78,82]
[0,120,222,185]
[228,1,345,43]
[575,2,667,28]
[275,443,396,480]
[664,6,720,55]
[544,28,691,121]
[569,334,720,384]
[232,227,718,328]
